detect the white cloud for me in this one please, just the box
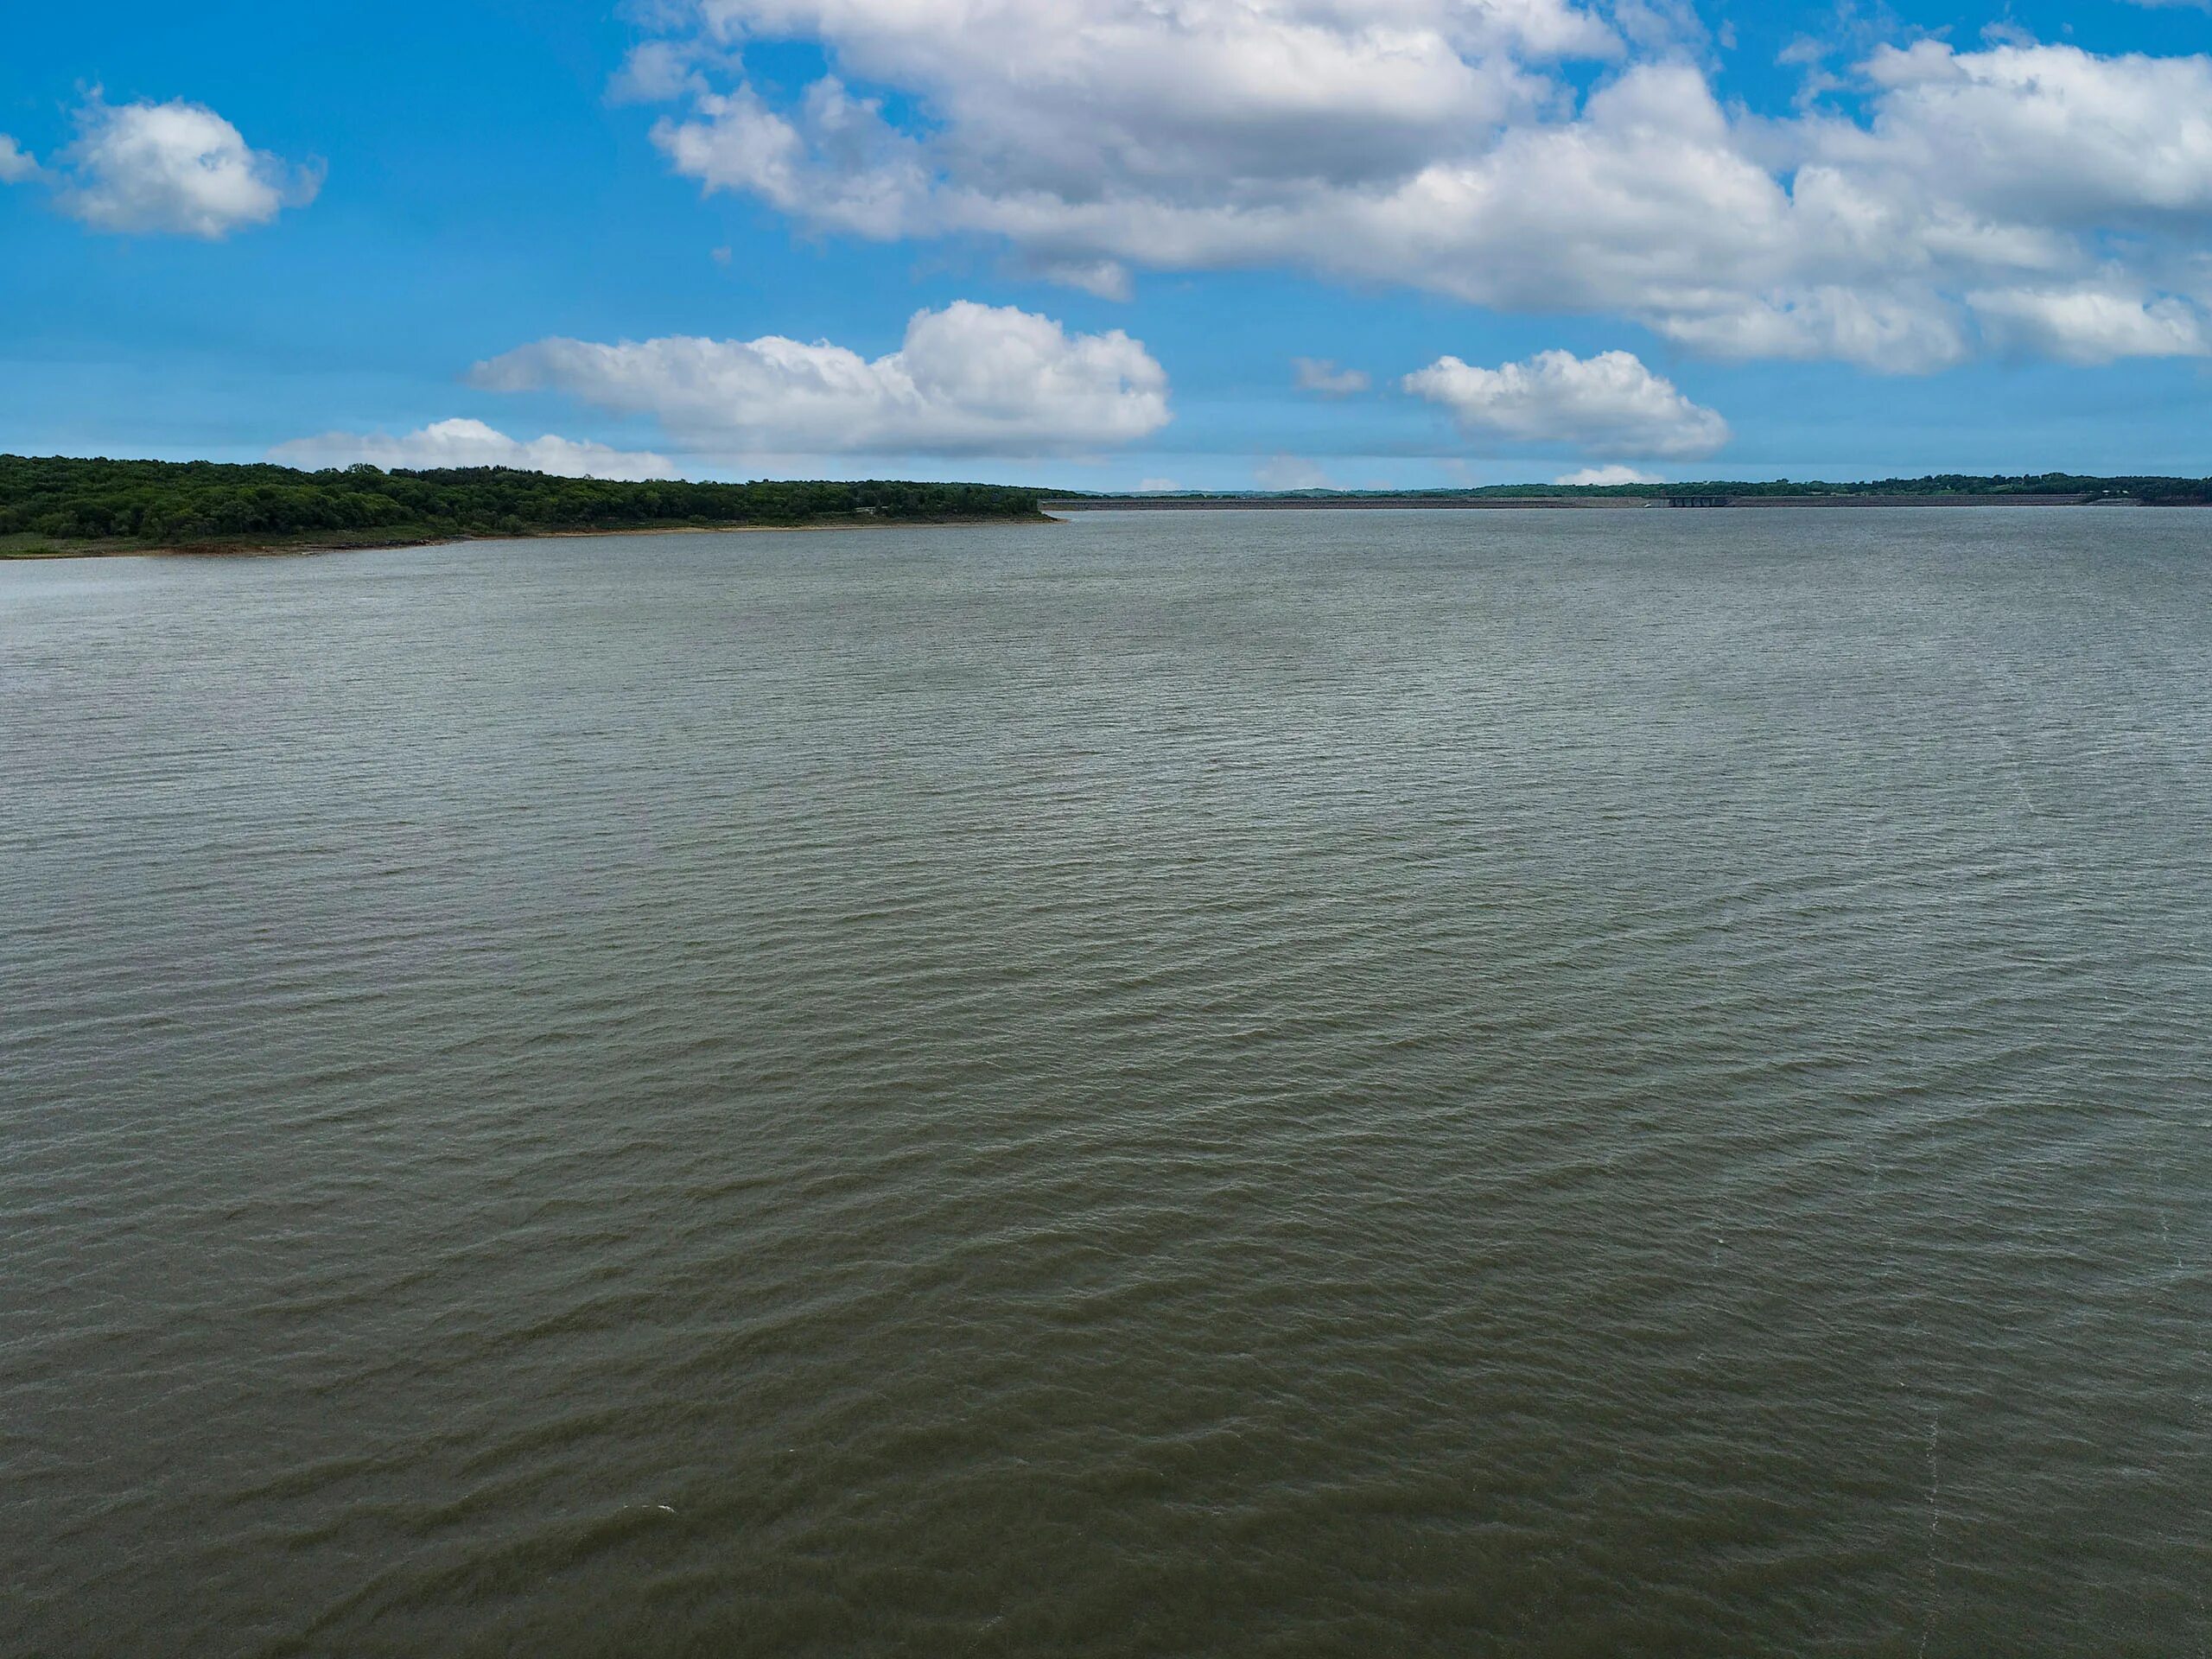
[471,301,1170,456]
[610,41,712,105]
[1404,348,1728,458]
[670,0,1616,209]
[1027,257,1134,301]
[653,79,931,240]
[1554,463,1660,485]
[1646,285,1972,374]
[1254,454,1335,490]
[626,6,2212,371]
[1294,357,1371,395]
[1838,42,2212,226]
[1136,476,1182,492]
[1968,283,2209,363]
[270,419,681,481]
[0,136,38,185]
[53,98,319,238]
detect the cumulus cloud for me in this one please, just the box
[664,0,1615,211]
[625,5,2212,371]
[46,98,319,238]
[0,136,38,185]
[609,40,713,105]
[1839,41,2212,226]
[1293,357,1371,395]
[1254,454,1337,490]
[653,78,931,241]
[1968,283,2209,363]
[1405,348,1728,458]
[470,301,1170,456]
[270,419,681,480]
[1555,463,1660,485]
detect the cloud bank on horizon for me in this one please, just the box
[270,419,682,482]
[7,0,2212,486]
[471,303,1172,459]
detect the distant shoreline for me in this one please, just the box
[10,449,2210,560]
[1041,493,2172,512]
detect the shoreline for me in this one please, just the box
[0,512,1061,563]
[1039,492,2165,512]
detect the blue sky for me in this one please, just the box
[4,0,2211,489]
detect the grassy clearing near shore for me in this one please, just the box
[0,531,87,559]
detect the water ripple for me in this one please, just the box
[3,510,2208,1656]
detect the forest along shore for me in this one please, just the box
[0,454,1051,559]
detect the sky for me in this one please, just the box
[4,0,2212,491]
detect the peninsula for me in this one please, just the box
[0,454,1051,557]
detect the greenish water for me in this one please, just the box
[3,510,2207,1656]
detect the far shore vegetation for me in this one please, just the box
[1069,473,2212,505]
[7,454,2211,559]
[0,454,1053,556]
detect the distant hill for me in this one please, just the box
[0,454,1050,556]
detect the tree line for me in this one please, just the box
[0,454,1051,546]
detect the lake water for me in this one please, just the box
[3,509,2208,1656]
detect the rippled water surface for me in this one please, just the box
[3,510,2209,1656]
